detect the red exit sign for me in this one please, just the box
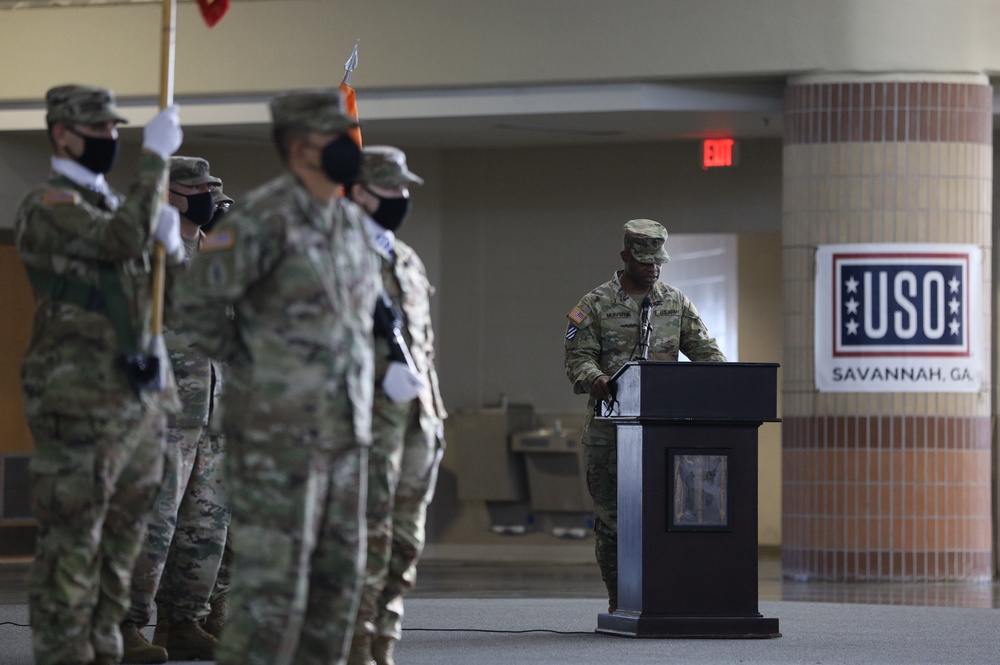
[702,139,738,169]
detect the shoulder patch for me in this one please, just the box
[568,306,588,325]
[200,229,236,252]
[43,189,81,206]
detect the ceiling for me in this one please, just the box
[184,80,789,149]
[0,80,789,150]
[6,78,1000,150]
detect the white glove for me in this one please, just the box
[154,204,182,256]
[142,104,183,159]
[383,361,426,403]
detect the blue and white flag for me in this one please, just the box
[814,244,983,393]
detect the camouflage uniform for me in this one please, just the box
[564,219,725,610]
[127,158,230,641]
[346,149,446,665]
[15,85,178,665]
[171,90,379,665]
[360,238,446,645]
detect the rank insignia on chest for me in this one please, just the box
[200,229,236,252]
[568,307,588,325]
[43,189,80,206]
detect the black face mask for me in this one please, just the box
[366,187,412,232]
[320,134,362,184]
[201,202,231,233]
[67,127,119,174]
[171,190,216,226]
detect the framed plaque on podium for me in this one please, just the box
[596,361,781,639]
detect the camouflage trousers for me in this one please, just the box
[583,418,618,604]
[128,426,229,625]
[214,409,368,665]
[209,531,233,607]
[27,410,165,665]
[359,397,443,641]
[354,393,410,639]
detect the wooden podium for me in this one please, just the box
[595,361,781,638]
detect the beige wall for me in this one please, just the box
[0,133,786,551]
[3,0,872,555]
[738,233,784,545]
[436,139,782,417]
[3,0,1000,102]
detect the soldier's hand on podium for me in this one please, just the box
[590,374,613,403]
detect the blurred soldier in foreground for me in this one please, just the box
[563,219,726,613]
[122,157,231,664]
[344,147,447,665]
[15,84,183,665]
[171,88,380,665]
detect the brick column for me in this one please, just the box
[781,74,993,581]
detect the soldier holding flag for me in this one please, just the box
[344,146,447,665]
[15,84,184,665]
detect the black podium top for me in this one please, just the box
[602,361,779,423]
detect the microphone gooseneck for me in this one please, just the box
[639,295,653,360]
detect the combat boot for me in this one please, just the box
[372,635,397,665]
[151,604,170,647]
[202,597,227,638]
[347,634,376,665]
[165,619,219,661]
[120,621,168,664]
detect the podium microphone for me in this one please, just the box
[638,295,653,360]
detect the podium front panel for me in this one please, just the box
[617,422,761,616]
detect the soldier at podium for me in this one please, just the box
[563,218,726,612]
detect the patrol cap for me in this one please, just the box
[169,156,222,187]
[269,89,359,133]
[623,219,670,264]
[210,185,234,206]
[45,84,128,125]
[359,145,424,187]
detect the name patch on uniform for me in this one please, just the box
[568,307,588,325]
[566,326,578,340]
[43,189,80,206]
[200,229,236,252]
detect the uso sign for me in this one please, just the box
[814,244,983,393]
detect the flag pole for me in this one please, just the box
[340,40,362,147]
[343,39,359,85]
[150,0,176,380]
[159,0,176,109]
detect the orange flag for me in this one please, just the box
[340,82,362,147]
[196,0,230,27]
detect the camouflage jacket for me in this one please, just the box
[564,271,726,433]
[163,234,222,428]
[15,153,174,420]
[377,237,447,433]
[171,172,380,446]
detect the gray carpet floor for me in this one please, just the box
[4,596,1000,664]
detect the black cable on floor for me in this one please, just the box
[404,627,595,635]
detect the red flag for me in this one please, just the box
[196,0,230,27]
[339,81,363,147]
